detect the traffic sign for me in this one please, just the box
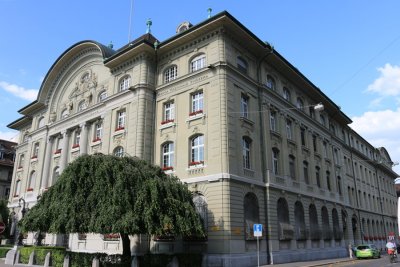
[0,222,6,234]
[253,223,262,237]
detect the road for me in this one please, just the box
[333,255,400,267]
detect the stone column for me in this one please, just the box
[41,136,54,189]
[80,122,89,155]
[59,130,70,172]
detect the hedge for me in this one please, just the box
[0,246,11,258]
[19,246,66,266]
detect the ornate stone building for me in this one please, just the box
[7,11,399,266]
[0,139,16,200]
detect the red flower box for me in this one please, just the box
[189,109,203,116]
[115,126,125,131]
[26,188,33,192]
[161,119,174,125]
[13,194,19,198]
[189,161,204,166]
[92,137,101,142]
[162,166,174,171]
[72,144,80,149]
[31,155,37,159]
[54,149,62,154]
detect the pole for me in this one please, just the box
[257,236,260,267]
[395,178,400,237]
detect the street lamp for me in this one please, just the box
[17,197,26,245]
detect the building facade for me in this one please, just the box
[7,11,399,266]
[0,139,16,200]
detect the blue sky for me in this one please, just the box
[1,0,400,173]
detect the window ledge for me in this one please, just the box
[113,129,126,136]
[186,113,205,123]
[239,117,254,126]
[30,157,38,162]
[160,122,176,130]
[71,147,80,152]
[92,139,102,145]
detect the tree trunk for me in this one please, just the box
[121,233,131,262]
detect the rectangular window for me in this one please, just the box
[116,110,126,130]
[312,135,317,152]
[303,161,309,184]
[323,142,328,158]
[190,91,203,115]
[242,138,251,169]
[300,128,306,146]
[73,131,80,147]
[164,66,177,83]
[289,155,296,179]
[162,102,175,123]
[18,154,25,168]
[270,112,276,131]
[240,94,249,119]
[272,149,279,175]
[190,135,204,164]
[326,171,331,191]
[286,120,292,140]
[162,143,174,169]
[94,123,103,141]
[316,167,321,188]
[32,143,39,158]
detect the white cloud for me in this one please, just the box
[0,81,38,101]
[366,63,400,96]
[0,131,18,142]
[350,108,400,174]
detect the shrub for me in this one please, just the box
[0,247,11,258]
[18,246,66,266]
[19,247,33,264]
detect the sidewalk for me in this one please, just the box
[262,257,356,267]
[0,257,356,267]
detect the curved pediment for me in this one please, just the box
[377,147,393,165]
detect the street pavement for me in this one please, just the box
[0,256,356,267]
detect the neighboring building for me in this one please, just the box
[0,139,16,200]
[7,11,399,266]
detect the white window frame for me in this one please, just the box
[163,101,175,122]
[114,146,124,157]
[283,87,291,101]
[242,137,251,169]
[33,143,39,158]
[164,65,177,83]
[270,111,276,131]
[190,135,204,163]
[266,75,275,90]
[116,110,126,130]
[272,149,279,175]
[14,180,21,197]
[190,54,206,72]
[119,76,131,91]
[286,119,292,140]
[162,142,174,169]
[94,122,103,141]
[28,171,36,189]
[37,116,45,129]
[240,94,249,119]
[98,90,107,102]
[191,91,204,115]
[237,56,248,74]
[73,130,81,146]
[296,98,304,110]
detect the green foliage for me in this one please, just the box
[68,252,96,267]
[0,199,10,238]
[0,247,11,258]
[20,154,204,238]
[19,246,66,266]
[19,247,32,264]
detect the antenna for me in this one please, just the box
[128,0,134,42]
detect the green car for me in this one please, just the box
[355,244,381,259]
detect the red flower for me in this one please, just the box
[161,119,174,125]
[189,109,203,116]
[92,137,101,142]
[54,149,62,154]
[26,188,34,192]
[162,166,173,171]
[115,126,125,131]
[31,155,38,159]
[189,161,204,166]
[72,144,80,149]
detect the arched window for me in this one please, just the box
[332,209,342,240]
[190,54,206,72]
[283,87,291,101]
[309,204,320,240]
[114,146,124,157]
[52,167,60,185]
[78,100,87,111]
[162,142,174,170]
[164,65,178,83]
[272,148,280,175]
[244,193,259,239]
[277,198,293,240]
[28,171,36,190]
[296,97,304,110]
[294,201,306,240]
[98,90,107,102]
[119,76,131,91]
[190,135,204,165]
[242,137,251,169]
[266,75,276,90]
[321,207,332,240]
[237,56,248,74]
[37,116,45,129]
[193,193,208,233]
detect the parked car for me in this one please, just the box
[355,244,381,259]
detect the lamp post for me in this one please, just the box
[17,197,26,245]
[394,178,400,238]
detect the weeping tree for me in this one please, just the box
[19,154,204,261]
